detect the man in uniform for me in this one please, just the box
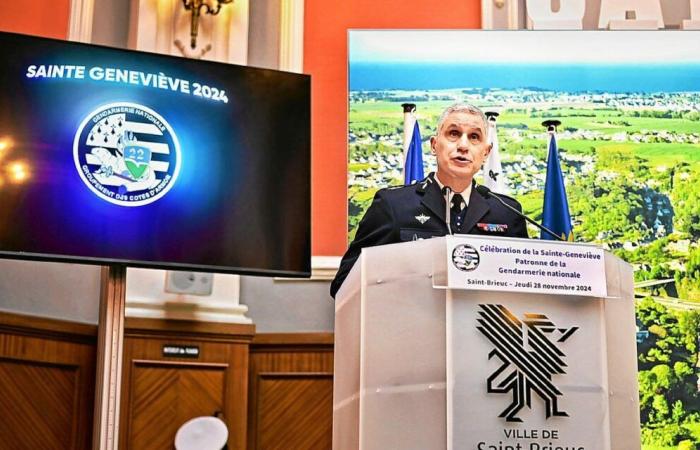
[330,103,528,298]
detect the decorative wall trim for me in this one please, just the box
[279,0,305,72]
[125,317,256,342]
[275,256,340,281]
[125,300,251,324]
[481,0,494,29]
[68,0,95,42]
[126,268,250,324]
[481,0,520,29]
[132,359,229,369]
[0,310,97,342]
[251,332,334,351]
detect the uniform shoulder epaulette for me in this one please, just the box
[382,174,433,192]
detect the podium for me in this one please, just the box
[333,235,641,450]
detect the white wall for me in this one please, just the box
[0,259,100,324]
[241,276,335,332]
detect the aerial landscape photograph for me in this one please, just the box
[349,31,700,449]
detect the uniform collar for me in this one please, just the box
[432,173,471,208]
[417,173,490,230]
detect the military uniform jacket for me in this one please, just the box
[330,173,528,298]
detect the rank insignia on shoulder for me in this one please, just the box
[477,223,508,233]
[415,214,431,224]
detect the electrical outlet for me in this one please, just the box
[164,271,214,296]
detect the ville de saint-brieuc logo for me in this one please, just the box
[476,304,579,422]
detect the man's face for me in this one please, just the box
[430,111,491,188]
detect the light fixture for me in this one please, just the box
[7,161,29,183]
[182,0,234,50]
[0,137,11,163]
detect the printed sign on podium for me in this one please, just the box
[445,235,607,297]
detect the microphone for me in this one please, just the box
[443,186,453,235]
[475,185,565,241]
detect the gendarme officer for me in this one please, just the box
[331,103,528,298]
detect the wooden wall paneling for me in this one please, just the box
[119,318,255,450]
[248,333,334,450]
[256,372,333,450]
[0,311,97,450]
[127,360,227,449]
[0,358,79,449]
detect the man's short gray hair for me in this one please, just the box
[435,103,488,135]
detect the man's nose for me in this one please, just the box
[457,133,470,149]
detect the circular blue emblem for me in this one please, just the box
[452,244,480,272]
[73,102,181,207]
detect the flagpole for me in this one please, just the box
[542,119,561,134]
[542,119,562,153]
[401,103,417,180]
[541,119,573,241]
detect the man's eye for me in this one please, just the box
[469,133,481,140]
[449,130,461,137]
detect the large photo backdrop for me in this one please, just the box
[348,30,700,449]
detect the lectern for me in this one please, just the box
[333,235,640,450]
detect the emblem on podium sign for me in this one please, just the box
[452,243,480,271]
[476,304,579,422]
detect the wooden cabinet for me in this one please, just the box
[119,318,255,450]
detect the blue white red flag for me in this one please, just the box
[542,133,573,240]
[404,121,424,185]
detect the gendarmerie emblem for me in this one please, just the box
[452,243,480,271]
[73,102,181,206]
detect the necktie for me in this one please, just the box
[451,193,466,231]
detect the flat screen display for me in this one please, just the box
[0,32,311,276]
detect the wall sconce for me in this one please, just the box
[182,0,234,49]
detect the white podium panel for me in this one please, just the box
[448,291,609,450]
[333,236,640,450]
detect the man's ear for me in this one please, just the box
[430,136,437,154]
[485,142,493,156]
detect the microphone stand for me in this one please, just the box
[475,185,565,242]
[443,186,453,235]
